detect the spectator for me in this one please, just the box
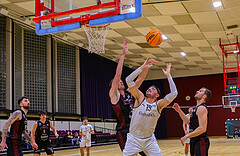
[71,132,79,146]
[234,127,240,138]
[64,131,73,143]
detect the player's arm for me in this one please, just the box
[50,121,59,138]
[126,58,158,106]
[183,122,187,135]
[31,122,38,144]
[0,110,21,151]
[181,106,207,145]
[157,63,178,112]
[134,58,158,88]
[23,130,38,150]
[90,126,94,134]
[109,39,128,104]
[172,103,189,124]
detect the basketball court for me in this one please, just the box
[0,0,240,155]
[24,137,240,156]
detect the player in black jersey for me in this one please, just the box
[109,39,157,155]
[31,111,59,156]
[173,87,212,156]
[0,96,38,156]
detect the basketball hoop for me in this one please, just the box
[83,23,110,54]
[230,105,236,112]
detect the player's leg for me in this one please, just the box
[144,135,162,156]
[86,140,91,156]
[116,129,128,151]
[80,147,85,156]
[194,137,210,156]
[123,133,141,156]
[80,139,86,156]
[185,143,190,156]
[45,142,54,156]
[7,139,23,156]
[86,147,90,156]
[185,138,190,156]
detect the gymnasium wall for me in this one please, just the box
[80,49,133,119]
[162,73,240,137]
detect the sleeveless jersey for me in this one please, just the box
[9,109,27,140]
[130,98,160,139]
[112,91,134,130]
[35,119,50,142]
[190,103,208,138]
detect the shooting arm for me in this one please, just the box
[1,110,21,143]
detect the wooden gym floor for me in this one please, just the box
[25,137,240,156]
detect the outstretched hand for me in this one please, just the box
[141,58,158,69]
[122,39,128,55]
[172,103,180,112]
[162,63,172,77]
[0,142,8,151]
[31,142,38,150]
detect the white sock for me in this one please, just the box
[185,154,188,156]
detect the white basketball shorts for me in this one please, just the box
[80,139,91,147]
[123,133,162,156]
[185,138,190,144]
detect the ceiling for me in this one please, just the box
[1,0,240,79]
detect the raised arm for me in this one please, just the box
[50,121,59,138]
[181,106,208,145]
[109,39,128,104]
[126,58,158,106]
[0,110,21,151]
[157,63,178,111]
[172,103,190,124]
[134,58,158,88]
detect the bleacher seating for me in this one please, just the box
[0,129,117,155]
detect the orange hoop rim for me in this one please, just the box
[84,23,110,28]
[230,105,236,108]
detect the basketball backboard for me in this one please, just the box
[222,94,240,112]
[33,0,142,35]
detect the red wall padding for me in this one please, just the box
[163,73,240,137]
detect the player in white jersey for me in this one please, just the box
[183,107,193,156]
[79,117,94,156]
[123,62,178,156]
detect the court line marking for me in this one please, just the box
[63,148,119,156]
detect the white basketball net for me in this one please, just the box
[231,105,236,112]
[83,24,110,54]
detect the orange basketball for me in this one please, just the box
[146,30,162,47]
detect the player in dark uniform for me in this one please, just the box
[173,87,212,156]
[0,96,38,156]
[31,111,59,156]
[109,39,157,155]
